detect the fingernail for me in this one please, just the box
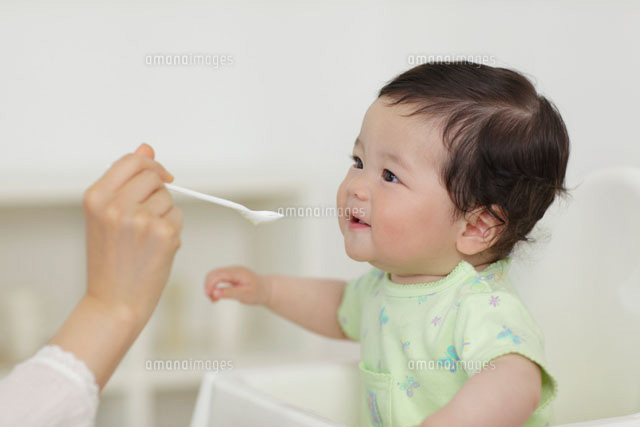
[213,289,222,298]
[166,173,174,183]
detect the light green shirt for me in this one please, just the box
[337,257,557,427]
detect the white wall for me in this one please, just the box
[1,0,638,201]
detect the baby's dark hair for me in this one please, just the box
[379,61,570,260]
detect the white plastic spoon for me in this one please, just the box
[165,183,284,225]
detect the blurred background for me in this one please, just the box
[0,1,638,426]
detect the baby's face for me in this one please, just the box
[337,97,461,275]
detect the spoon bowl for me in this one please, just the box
[240,209,284,225]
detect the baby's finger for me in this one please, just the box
[205,267,246,290]
[205,269,240,300]
[209,285,241,302]
[205,280,226,301]
[204,273,229,297]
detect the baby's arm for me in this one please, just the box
[205,266,348,339]
[264,274,348,339]
[421,353,542,427]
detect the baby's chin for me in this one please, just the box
[343,242,372,263]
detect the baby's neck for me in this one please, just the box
[389,261,492,285]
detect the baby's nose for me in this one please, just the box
[347,174,370,201]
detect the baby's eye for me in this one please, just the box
[383,169,399,183]
[351,155,363,169]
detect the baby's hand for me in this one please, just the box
[204,266,271,306]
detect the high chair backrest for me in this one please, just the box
[509,167,640,425]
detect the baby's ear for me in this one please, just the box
[455,205,506,256]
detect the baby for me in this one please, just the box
[204,62,569,427]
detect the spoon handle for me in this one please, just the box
[165,183,248,212]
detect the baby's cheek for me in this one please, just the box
[376,211,416,251]
[379,214,408,238]
[376,208,441,258]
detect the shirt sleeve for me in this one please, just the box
[453,290,558,413]
[337,268,379,341]
[0,345,99,427]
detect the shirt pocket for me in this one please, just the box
[358,361,393,427]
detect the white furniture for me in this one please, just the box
[189,361,640,427]
[510,167,640,424]
[190,361,359,427]
[190,167,640,426]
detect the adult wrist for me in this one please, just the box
[81,293,144,335]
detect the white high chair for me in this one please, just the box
[509,167,640,426]
[190,167,640,427]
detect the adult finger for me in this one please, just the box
[98,150,173,196]
[116,169,166,205]
[142,187,174,217]
[135,143,155,159]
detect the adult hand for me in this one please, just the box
[50,143,183,389]
[83,143,183,324]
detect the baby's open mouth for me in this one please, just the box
[349,214,370,227]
